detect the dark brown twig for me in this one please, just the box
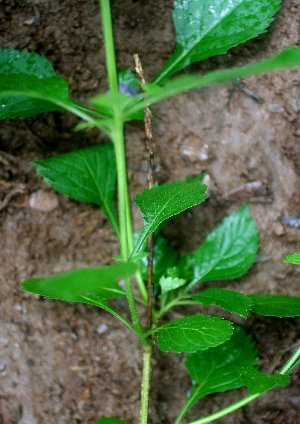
[134,54,154,330]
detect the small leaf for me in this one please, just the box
[180,203,259,290]
[240,367,289,395]
[34,143,119,237]
[159,275,187,294]
[132,177,208,255]
[176,326,257,421]
[157,315,233,353]
[192,288,253,319]
[153,0,282,84]
[97,418,127,424]
[136,232,178,288]
[21,263,138,304]
[283,252,300,264]
[249,294,300,317]
[118,69,140,96]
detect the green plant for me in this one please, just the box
[2,0,300,423]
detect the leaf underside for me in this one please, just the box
[34,143,119,237]
[157,315,233,353]
[153,0,282,83]
[21,263,138,305]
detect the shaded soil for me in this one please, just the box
[1,0,300,423]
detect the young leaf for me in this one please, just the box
[97,418,127,424]
[153,0,282,84]
[159,275,187,294]
[156,315,233,353]
[118,69,140,97]
[283,252,300,264]
[249,294,300,317]
[34,143,119,237]
[132,177,208,256]
[0,48,72,119]
[124,48,300,118]
[180,203,259,290]
[176,326,257,421]
[192,288,253,319]
[21,263,138,304]
[240,367,289,395]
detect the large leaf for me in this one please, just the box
[283,252,300,264]
[180,204,259,291]
[153,0,282,84]
[156,315,233,353]
[249,294,300,317]
[21,263,138,304]
[192,288,253,319]
[132,177,208,256]
[34,143,119,237]
[124,48,300,118]
[240,367,289,395]
[97,419,127,424]
[175,326,257,422]
[0,48,71,118]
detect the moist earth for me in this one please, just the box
[1,0,300,423]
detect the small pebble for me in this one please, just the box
[29,189,59,212]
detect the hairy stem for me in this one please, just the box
[140,345,153,424]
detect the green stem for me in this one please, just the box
[140,345,153,424]
[99,0,118,94]
[279,344,300,375]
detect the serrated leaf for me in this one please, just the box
[180,203,259,290]
[153,0,281,84]
[176,327,257,421]
[249,294,300,317]
[97,418,127,424]
[159,275,187,294]
[283,252,300,264]
[132,177,208,256]
[124,48,300,119]
[33,143,119,237]
[21,263,138,304]
[0,48,71,118]
[192,288,253,319]
[157,315,233,353]
[240,367,289,395]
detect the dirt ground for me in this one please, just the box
[1,0,300,423]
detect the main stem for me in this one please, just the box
[99,2,152,423]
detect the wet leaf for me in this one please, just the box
[153,0,282,83]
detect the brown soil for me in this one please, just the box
[1,0,300,423]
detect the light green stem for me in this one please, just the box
[140,346,153,424]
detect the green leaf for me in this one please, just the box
[180,203,259,290]
[159,275,187,294]
[136,232,178,288]
[192,288,253,319]
[21,263,138,304]
[132,177,208,256]
[33,143,119,237]
[118,69,140,95]
[240,367,289,395]
[283,252,300,264]
[97,418,127,424]
[176,326,257,421]
[153,0,282,84]
[124,48,300,118]
[157,315,233,353]
[0,48,72,118]
[249,294,300,317]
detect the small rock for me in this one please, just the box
[268,103,284,113]
[180,134,211,163]
[29,190,59,211]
